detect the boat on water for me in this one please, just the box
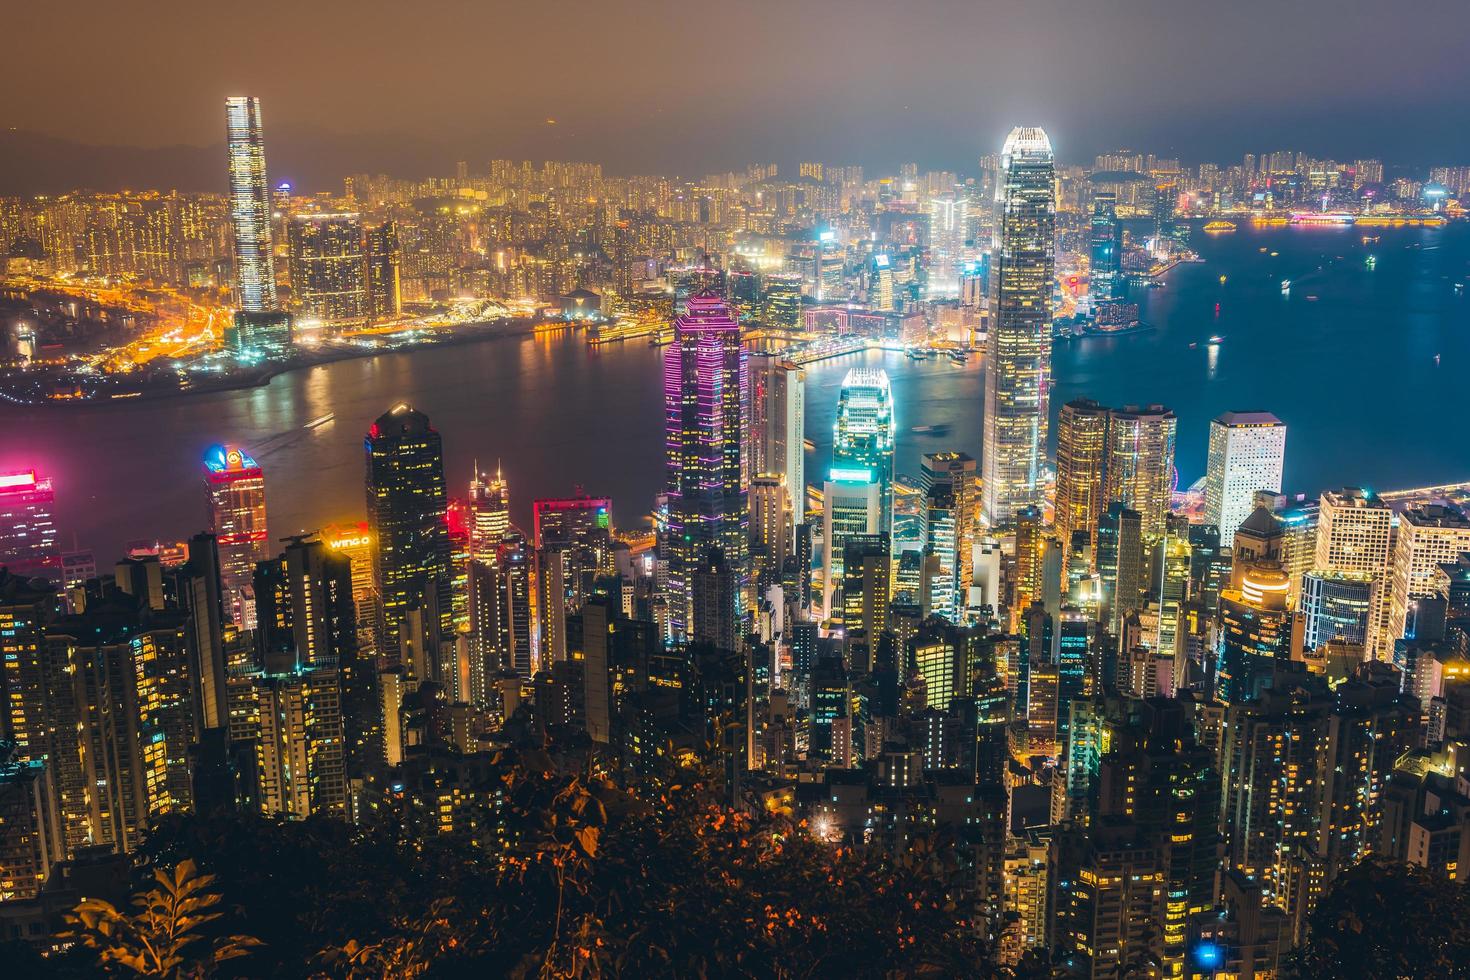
[1208,335,1225,344]
[803,438,816,452]
[946,350,968,364]
[1203,221,1237,233]
[906,348,934,360]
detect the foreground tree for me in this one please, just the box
[1289,861,1470,978]
[60,860,261,977]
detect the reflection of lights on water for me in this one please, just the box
[1206,341,1219,379]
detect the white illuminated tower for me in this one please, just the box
[983,127,1055,527]
[226,96,278,313]
[1204,411,1286,546]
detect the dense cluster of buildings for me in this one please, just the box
[2,109,1470,977]
[4,97,1466,377]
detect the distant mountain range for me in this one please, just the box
[0,128,480,196]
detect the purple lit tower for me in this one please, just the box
[663,293,749,643]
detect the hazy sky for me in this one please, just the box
[6,0,1470,176]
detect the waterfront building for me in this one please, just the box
[202,445,268,629]
[289,213,368,329]
[0,469,60,583]
[926,194,968,297]
[1088,191,1123,306]
[225,97,290,351]
[225,96,277,314]
[833,368,895,538]
[1105,404,1176,544]
[1205,412,1286,547]
[663,294,749,643]
[365,220,402,321]
[983,127,1055,527]
[365,404,452,661]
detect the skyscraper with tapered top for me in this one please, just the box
[225,97,277,313]
[663,294,748,643]
[833,367,895,538]
[983,127,1055,527]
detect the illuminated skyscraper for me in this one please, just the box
[468,464,510,563]
[822,470,881,620]
[663,294,749,643]
[1314,488,1393,656]
[0,469,60,583]
[749,354,806,518]
[1216,564,1292,704]
[202,445,268,628]
[1105,404,1176,544]
[365,220,402,322]
[1205,411,1286,547]
[365,404,452,659]
[1088,191,1122,306]
[832,368,895,537]
[919,452,976,622]
[926,194,968,297]
[1054,399,1109,564]
[1388,504,1470,647]
[225,96,277,313]
[288,213,368,329]
[983,127,1055,526]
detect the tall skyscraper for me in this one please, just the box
[365,220,402,322]
[0,469,60,583]
[663,294,749,643]
[1088,192,1122,306]
[1105,404,1177,543]
[983,127,1055,527]
[832,368,895,537]
[822,470,881,620]
[203,445,268,628]
[1205,411,1286,546]
[225,96,277,313]
[365,404,452,660]
[468,464,510,563]
[1054,400,1109,563]
[748,354,806,517]
[919,452,977,622]
[926,194,969,296]
[288,213,368,329]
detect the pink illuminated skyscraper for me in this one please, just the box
[662,293,748,643]
[203,444,269,628]
[0,469,60,582]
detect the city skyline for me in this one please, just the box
[4,18,1470,966]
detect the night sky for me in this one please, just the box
[4,0,1470,191]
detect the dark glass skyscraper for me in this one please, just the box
[365,404,452,659]
[983,127,1055,527]
[663,294,748,643]
[1088,191,1122,305]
